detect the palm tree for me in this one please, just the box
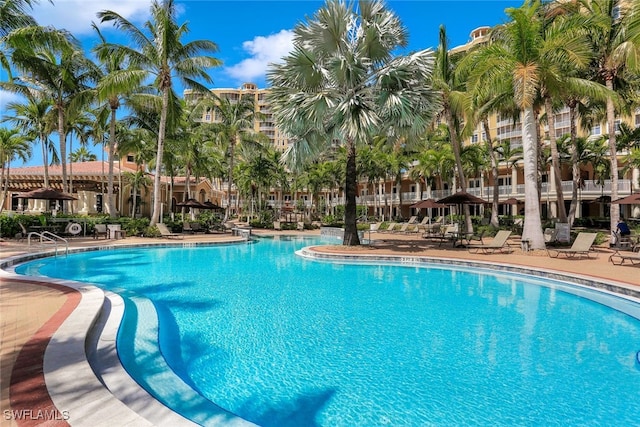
[3,95,55,187]
[97,0,221,225]
[466,1,549,249]
[268,0,439,245]
[0,127,31,211]
[70,146,97,162]
[196,93,262,221]
[581,0,640,231]
[433,25,474,231]
[0,0,39,37]
[123,170,152,218]
[92,24,145,218]
[3,36,98,197]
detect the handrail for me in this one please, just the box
[27,231,69,256]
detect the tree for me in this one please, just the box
[581,0,640,231]
[0,127,31,211]
[123,170,151,218]
[92,24,145,218]
[70,146,97,162]
[98,0,221,225]
[196,93,262,221]
[4,95,54,186]
[466,0,549,249]
[433,25,474,232]
[268,0,439,245]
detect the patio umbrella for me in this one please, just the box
[436,191,489,206]
[500,197,522,205]
[176,198,206,208]
[611,192,640,205]
[15,187,77,200]
[410,198,447,209]
[201,201,222,210]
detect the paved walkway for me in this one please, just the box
[0,230,638,426]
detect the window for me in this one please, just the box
[471,133,479,143]
[614,119,621,132]
[635,113,640,128]
[205,114,211,121]
[127,155,134,163]
[591,124,601,136]
[481,132,486,142]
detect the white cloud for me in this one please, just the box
[0,90,25,112]
[225,29,294,83]
[30,0,150,35]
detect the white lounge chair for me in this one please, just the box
[156,223,183,239]
[547,232,597,259]
[467,230,513,254]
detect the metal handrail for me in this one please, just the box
[27,231,69,256]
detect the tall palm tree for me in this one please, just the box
[4,37,98,196]
[268,0,439,245]
[4,95,54,186]
[466,0,550,249]
[0,127,31,211]
[433,25,474,231]
[98,0,221,225]
[92,24,145,218]
[196,93,262,221]
[581,0,640,231]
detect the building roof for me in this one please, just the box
[9,161,138,177]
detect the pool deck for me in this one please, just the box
[1,229,638,426]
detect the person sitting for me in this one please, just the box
[617,218,631,236]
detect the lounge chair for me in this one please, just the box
[156,223,183,239]
[546,232,597,259]
[395,222,411,233]
[608,248,640,266]
[385,222,398,233]
[407,216,418,224]
[273,221,282,231]
[297,221,305,231]
[467,230,513,254]
[182,222,194,234]
[93,224,108,240]
[433,223,458,246]
[190,222,206,233]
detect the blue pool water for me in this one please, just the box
[15,236,640,426]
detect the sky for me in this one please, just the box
[1,0,524,166]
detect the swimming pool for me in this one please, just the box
[15,236,640,426]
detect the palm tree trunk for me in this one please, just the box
[445,108,472,232]
[344,138,360,245]
[0,161,7,212]
[484,119,500,228]
[41,134,50,188]
[107,108,116,218]
[606,79,619,232]
[568,101,579,226]
[225,136,236,221]
[545,97,567,222]
[521,107,545,249]
[151,88,169,226]
[58,107,67,194]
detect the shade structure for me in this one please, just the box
[410,198,447,209]
[611,193,640,205]
[201,201,222,210]
[15,187,77,200]
[500,197,522,205]
[436,191,489,206]
[176,198,206,208]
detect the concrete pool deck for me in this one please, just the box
[1,229,638,426]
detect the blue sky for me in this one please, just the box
[2,0,523,166]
